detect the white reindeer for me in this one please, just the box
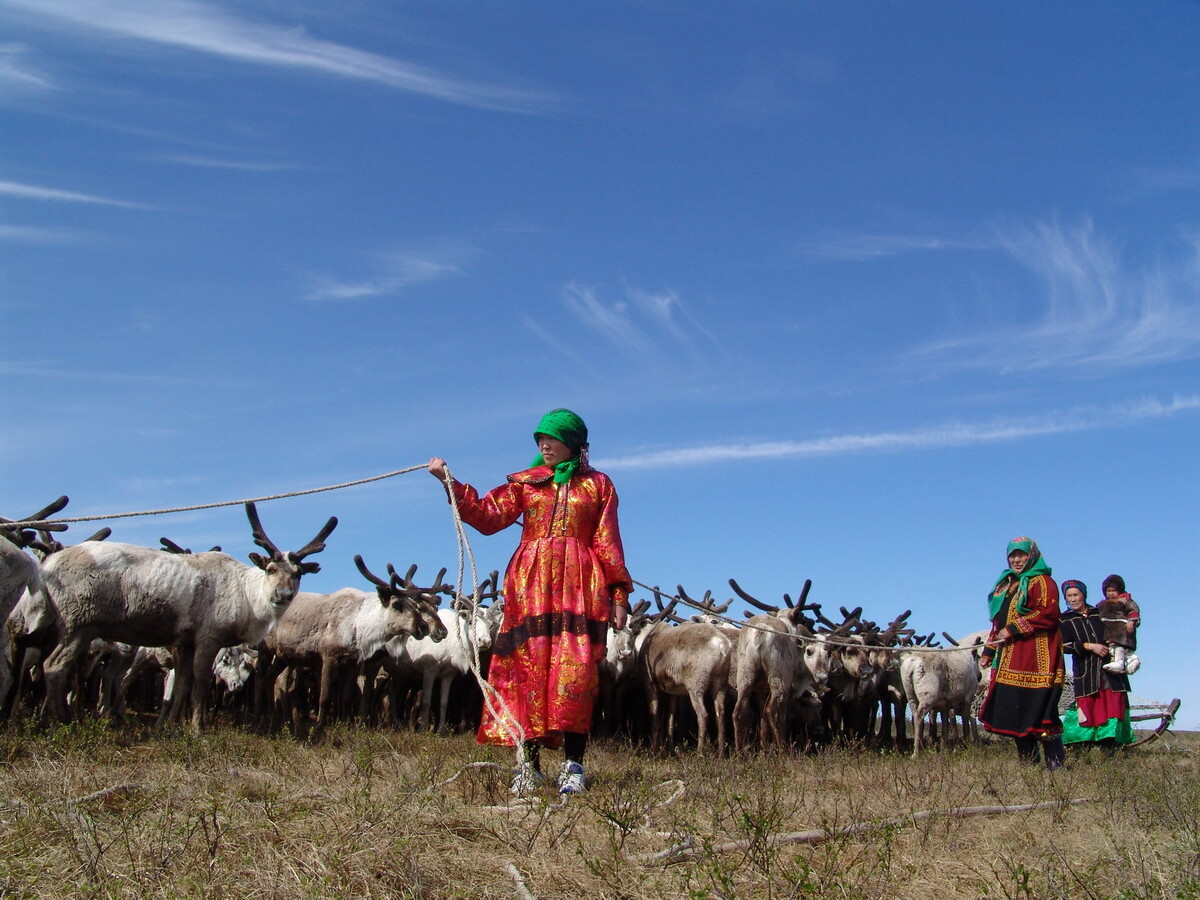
[39,502,336,732]
[0,497,69,649]
[385,576,503,734]
[261,556,449,728]
[900,632,984,755]
[594,599,648,736]
[728,578,818,752]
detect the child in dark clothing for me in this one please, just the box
[1098,573,1141,674]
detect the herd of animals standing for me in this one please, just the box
[0,496,991,756]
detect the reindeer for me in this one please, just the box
[261,557,449,730]
[39,502,336,732]
[859,611,914,749]
[634,587,733,756]
[728,577,819,752]
[0,496,69,629]
[899,631,985,754]
[595,598,649,736]
[382,570,502,733]
[812,606,875,743]
[0,513,112,717]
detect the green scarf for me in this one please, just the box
[530,408,589,485]
[988,537,1052,620]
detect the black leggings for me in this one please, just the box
[522,732,589,768]
[1015,735,1065,768]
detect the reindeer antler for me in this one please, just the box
[729,577,779,614]
[650,585,679,622]
[244,502,281,557]
[292,515,338,560]
[0,495,70,532]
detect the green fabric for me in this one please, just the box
[530,408,589,484]
[1061,705,1136,746]
[988,538,1052,620]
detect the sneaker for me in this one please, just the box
[1124,653,1141,674]
[557,761,586,795]
[510,762,547,796]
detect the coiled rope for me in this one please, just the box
[436,466,528,764]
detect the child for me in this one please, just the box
[1098,573,1141,674]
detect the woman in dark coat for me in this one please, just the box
[1059,579,1135,749]
[979,536,1066,769]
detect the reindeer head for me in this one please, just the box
[355,557,449,643]
[245,502,338,607]
[451,571,503,651]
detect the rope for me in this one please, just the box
[437,466,528,769]
[9,464,429,526]
[631,578,997,654]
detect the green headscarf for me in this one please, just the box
[987,536,1052,620]
[530,408,589,484]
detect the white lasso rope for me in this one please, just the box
[8,460,560,785]
[437,466,527,765]
[7,465,429,526]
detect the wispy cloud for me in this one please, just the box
[0,179,146,208]
[0,42,55,92]
[795,232,986,261]
[303,240,474,302]
[910,219,1200,373]
[1130,163,1200,193]
[146,153,307,172]
[562,282,654,352]
[557,282,717,362]
[0,223,88,243]
[8,0,553,113]
[596,394,1200,471]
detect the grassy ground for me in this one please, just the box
[0,720,1195,900]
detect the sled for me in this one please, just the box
[1126,697,1181,749]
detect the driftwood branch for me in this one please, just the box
[632,798,1099,865]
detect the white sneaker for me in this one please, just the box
[1124,653,1141,674]
[510,762,546,796]
[557,761,586,795]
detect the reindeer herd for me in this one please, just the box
[0,496,990,756]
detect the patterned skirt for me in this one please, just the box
[476,535,609,747]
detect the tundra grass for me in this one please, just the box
[0,719,1195,900]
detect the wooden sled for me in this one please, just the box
[1125,697,1181,748]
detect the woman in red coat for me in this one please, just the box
[428,408,632,795]
[978,536,1066,769]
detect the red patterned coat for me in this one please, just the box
[450,465,632,747]
[979,573,1066,738]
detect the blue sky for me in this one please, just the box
[2,2,1198,727]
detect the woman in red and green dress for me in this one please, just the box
[428,408,631,795]
[978,536,1067,769]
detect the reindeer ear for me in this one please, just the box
[300,561,321,575]
[248,552,270,570]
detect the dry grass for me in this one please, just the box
[0,719,1196,900]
